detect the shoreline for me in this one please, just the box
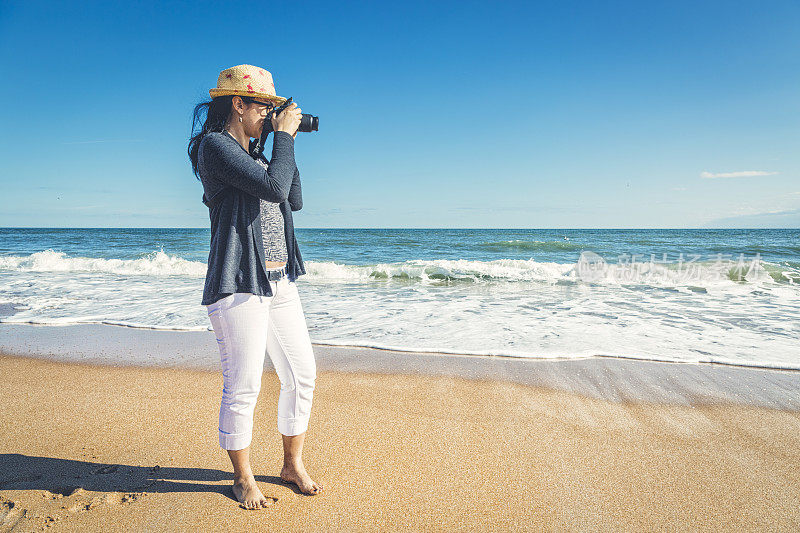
[3,318,799,372]
[1,323,799,410]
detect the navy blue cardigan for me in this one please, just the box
[198,129,306,305]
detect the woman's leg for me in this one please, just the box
[207,291,273,509]
[226,447,268,509]
[265,277,323,494]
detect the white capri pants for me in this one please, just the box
[205,275,317,450]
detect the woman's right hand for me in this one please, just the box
[271,102,302,137]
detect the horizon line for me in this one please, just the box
[0,227,798,231]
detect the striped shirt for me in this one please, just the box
[254,158,288,266]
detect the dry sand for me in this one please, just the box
[1,353,799,531]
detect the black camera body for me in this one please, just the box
[251,97,318,159]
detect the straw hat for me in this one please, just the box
[209,64,287,104]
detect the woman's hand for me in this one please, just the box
[271,102,302,138]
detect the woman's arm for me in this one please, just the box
[288,165,302,211]
[200,131,297,203]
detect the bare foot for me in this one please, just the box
[232,475,272,509]
[280,462,323,495]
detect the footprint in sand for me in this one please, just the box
[91,464,119,475]
[0,489,145,531]
[0,495,25,531]
[0,464,150,531]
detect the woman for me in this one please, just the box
[188,64,323,508]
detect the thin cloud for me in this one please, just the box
[700,170,778,179]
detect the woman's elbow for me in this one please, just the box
[288,189,303,211]
[262,179,291,203]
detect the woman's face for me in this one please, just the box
[232,97,275,138]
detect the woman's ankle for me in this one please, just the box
[233,466,255,482]
[282,458,304,470]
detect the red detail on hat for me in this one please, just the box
[247,84,254,92]
[243,74,251,79]
[225,73,232,79]
[259,70,265,75]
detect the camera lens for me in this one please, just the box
[299,114,319,132]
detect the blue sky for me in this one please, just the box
[0,0,798,228]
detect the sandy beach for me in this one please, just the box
[3,0,800,529]
[1,344,799,531]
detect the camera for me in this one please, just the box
[264,97,319,134]
[251,97,318,159]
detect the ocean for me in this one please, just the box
[0,228,798,370]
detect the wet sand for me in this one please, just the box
[1,322,799,409]
[1,350,799,531]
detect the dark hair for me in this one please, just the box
[188,95,276,178]
[188,95,235,179]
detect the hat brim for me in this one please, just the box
[209,88,287,104]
